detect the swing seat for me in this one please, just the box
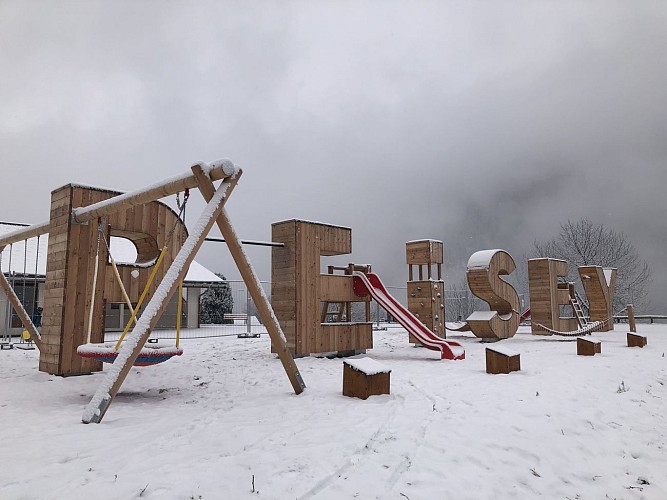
[77,343,183,366]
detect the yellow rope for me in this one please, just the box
[114,246,168,351]
[176,280,182,348]
[110,258,138,326]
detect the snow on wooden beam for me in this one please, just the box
[71,160,238,224]
[0,160,238,247]
[0,221,51,248]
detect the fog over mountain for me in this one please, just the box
[2,1,666,311]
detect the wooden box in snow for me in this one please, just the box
[577,337,601,356]
[485,345,520,374]
[627,332,647,348]
[343,358,391,400]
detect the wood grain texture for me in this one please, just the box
[578,266,617,332]
[528,258,569,334]
[466,250,520,340]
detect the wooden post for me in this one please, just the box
[191,166,306,395]
[82,176,237,423]
[627,304,636,333]
[0,263,42,350]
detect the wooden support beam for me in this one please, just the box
[191,165,306,396]
[0,221,51,249]
[72,161,237,224]
[0,264,42,350]
[82,176,237,424]
[0,161,237,248]
[627,304,637,333]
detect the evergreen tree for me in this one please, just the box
[199,273,234,324]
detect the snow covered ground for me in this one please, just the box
[1,324,666,499]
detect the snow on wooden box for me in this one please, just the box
[343,358,391,400]
[485,345,520,374]
[627,332,647,348]
[577,337,601,356]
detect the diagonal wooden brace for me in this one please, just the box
[0,256,42,350]
[82,176,239,423]
[191,165,306,395]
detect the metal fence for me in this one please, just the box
[0,274,550,345]
[105,281,510,342]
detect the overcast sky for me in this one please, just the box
[2,1,666,311]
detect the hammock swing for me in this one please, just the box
[77,191,189,366]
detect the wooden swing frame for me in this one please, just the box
[0,160,306,424]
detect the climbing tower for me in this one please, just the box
[406,239,445,343]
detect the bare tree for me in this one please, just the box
[445,276,485,322]
[533,218,651,312]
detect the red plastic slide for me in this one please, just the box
[352,272,465,360]
[520,308,531,322]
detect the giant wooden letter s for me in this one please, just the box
[466,249,520,340]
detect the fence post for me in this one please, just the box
[246,287,251,334]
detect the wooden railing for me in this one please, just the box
[614,315,667,324]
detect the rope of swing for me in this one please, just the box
[113,189,189,350]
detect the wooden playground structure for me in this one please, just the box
[0,160,306,423]
[528,258,617,335]
[271,220,373,357]
[406,239,445,344]
[457,250,619,340]
[0,160,632,421]
[465,249,521,340]
[270,220,465,360]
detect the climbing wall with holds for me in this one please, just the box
[406,240,445,342]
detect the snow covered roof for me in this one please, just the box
[0,223,222,284]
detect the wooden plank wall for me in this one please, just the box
[39,184,186,376]
[41,186,108,375]
[271,221,298,353]
[578,266,617,331]
[528,258,568,334]
[271,219,369,357]
[406,240,445,342]
[103,200,186,304]
[407,280,445,340]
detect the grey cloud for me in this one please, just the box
[2,0,666,311]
